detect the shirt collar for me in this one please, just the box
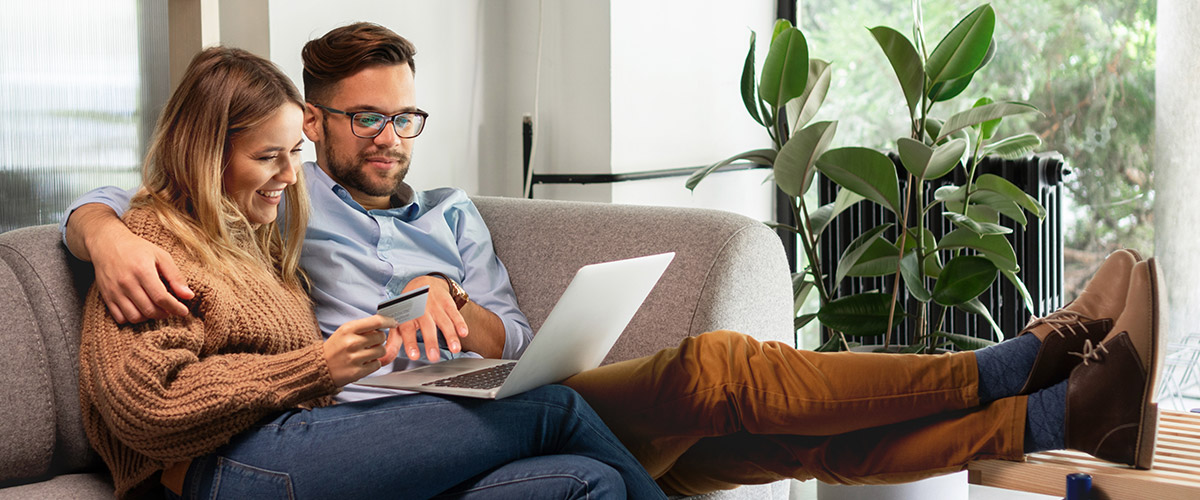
[304,161,421,219]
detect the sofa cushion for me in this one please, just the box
[0,225,100,485]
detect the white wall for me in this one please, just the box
[231,0,774,222]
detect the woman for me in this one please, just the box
[77,47,664,500]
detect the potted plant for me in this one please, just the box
[689,1,1046,356]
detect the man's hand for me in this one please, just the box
[323,315,397,387]
[66,203,194,323]
[389,275,470,362]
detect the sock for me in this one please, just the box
[975,334,1042,403]
[1024,380,1067,453]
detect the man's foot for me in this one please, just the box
[1016,249,1142,394]
[1064,258,1165,469]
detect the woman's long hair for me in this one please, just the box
[133,46,310,291]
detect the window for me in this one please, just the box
[0,1,167,232]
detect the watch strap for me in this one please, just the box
[426,272,469,309]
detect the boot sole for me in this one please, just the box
[1135,258,1168,469]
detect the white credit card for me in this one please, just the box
[377,286,429,324]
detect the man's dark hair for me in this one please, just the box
[301,22,417,104]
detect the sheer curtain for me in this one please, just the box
[0,0,167,232]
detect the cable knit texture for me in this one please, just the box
[78,207,338,499]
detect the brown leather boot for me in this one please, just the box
[1016,249,1141,394]
[1065,332,1159,468]
[1102,258,1169,401]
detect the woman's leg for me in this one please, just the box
[178,385,663,499]
[434,455,624,499]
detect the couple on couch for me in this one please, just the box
[70,22,1165,500]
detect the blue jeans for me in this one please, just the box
[166,385,663,499]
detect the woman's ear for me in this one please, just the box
[302,103,323,143]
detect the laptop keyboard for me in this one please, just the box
[424,362,518,390]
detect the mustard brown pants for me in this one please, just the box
[563,330,1027,496]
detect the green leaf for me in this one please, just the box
[770,19,791,42]
[809,189,866,236]
[944,212,1012,235]
[926,4,995,84]
[795,313,818,331]
[835,224,893,286]
[932,330,997,350]
[817,292,904,337]
[957,298,1004,340]
[740,31,765,127]
[938,101,1040,142]
[932,255,997,306]
[976,174,1047,220]
[815,334,845,352]
[846,238,900,277]
[759,28,809,109]
[775,120,838,197]
[816,147,903,216]
[968,190,1028,226]
[898,137,964,181]
[791,59,833,130]
[793,273,815,315]
[870,26,924,116]
[1002,269,1036,314]
[982,133,1042,159]
[936,228,1019,273]
[899,250,932,302]
[974,97,999,140]
[686,148,776,191]
[929,41,995,103]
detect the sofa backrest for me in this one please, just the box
[474,196,793,364]
[0,225,100,485]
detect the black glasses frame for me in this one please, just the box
[312,104,429,139]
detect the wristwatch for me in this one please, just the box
[427,272,469,309]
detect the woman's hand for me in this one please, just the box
[322,315,398,387]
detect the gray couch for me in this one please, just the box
[0,196,794,499]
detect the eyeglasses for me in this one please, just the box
[312,104,428,139]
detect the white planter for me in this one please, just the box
[815,471,969,500]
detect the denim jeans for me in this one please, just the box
[165,385,663,499]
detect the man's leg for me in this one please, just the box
[434,455,625,499]
[652,398,1025,496]
[176,385,664,499]
[563,330,981,477]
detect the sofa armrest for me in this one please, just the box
[473,196,793,364]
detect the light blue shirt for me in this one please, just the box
[62,161,533,402]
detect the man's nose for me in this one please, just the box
[373,120,400,147]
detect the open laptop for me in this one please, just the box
[358,252,675,399]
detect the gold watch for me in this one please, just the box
[427,272,469,309]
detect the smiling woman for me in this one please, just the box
[222,105,304,226]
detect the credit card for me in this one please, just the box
[377,286,430,324]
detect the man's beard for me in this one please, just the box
[322,122,410,197]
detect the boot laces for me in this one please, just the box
[1023,310,1093,338]
[1068,339,1109,366]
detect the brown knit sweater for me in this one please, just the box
[78,208,338,499]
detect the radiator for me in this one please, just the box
[816,154,1066,346]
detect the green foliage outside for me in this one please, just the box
[799,0,1156,306]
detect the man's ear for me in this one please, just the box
[302,103,323,143]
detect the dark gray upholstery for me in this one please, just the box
[0,197,793,499]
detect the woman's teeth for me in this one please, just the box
[257,189,282,198]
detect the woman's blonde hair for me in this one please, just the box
[133,46,310,290]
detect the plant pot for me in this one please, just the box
[815,470,968,500]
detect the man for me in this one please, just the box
[65,22,1165,496]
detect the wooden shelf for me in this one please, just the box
[968,411,1200,499]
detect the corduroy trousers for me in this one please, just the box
[564,330,1028,496]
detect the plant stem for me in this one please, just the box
[884,172,916,349]
[792,198,830,304]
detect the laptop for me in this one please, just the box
[358,252,675,399]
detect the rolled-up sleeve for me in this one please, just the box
[452,197,533,359]
[59,186,134,247]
